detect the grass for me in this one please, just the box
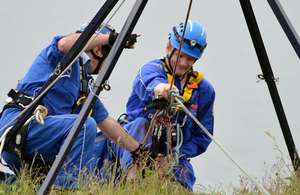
[0,132,299,195]
[197,131,300,195]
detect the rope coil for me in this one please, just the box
[0,105,48,157]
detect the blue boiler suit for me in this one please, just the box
[0,35,109,188]
[124,58,215,191]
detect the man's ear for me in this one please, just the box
[165,42,172,55]
[93,46,102,57]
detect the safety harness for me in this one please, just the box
[0,89,34,160]
[147,59,203,156]
[2,89,34,112]
[151,59,212,156]
[0,89,55,175]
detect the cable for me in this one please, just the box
[168,90,270,195]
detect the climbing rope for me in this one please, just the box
[88,79,113,100]
[165,123,183,175]
[168,90,270,195]
[0,105,48,158]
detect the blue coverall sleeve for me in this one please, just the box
[91,99,109,124]
[133,62,168,103]
[47,35,67,67]
[179,82,215,159]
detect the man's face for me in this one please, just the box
[166,43,196,79]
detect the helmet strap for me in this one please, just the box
[181,66,194,81]
[180,70,190,82]
[166,47,176,72]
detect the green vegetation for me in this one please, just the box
[0,132,299,195]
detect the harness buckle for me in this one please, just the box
[7,89,33,109]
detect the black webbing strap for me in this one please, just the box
[5,123,29,161]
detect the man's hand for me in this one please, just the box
[154,83,179,100]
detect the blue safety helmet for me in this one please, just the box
[76,20,115,40]
[169,20,207,59]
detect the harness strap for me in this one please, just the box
[5,123,29,161]
[182,71,203,102]
[71,58,92,116]
[79,57,88,97]
[7,89,33,107]
[0,89,33,161]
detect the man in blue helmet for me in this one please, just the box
[0,21,157,189]
[111,20,215,191]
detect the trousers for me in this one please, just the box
[0,107,97,188]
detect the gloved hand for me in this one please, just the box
[109,33,138,48]
[130,143,158,164]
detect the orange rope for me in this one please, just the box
[169,0,194,91]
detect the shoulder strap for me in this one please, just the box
[182,71,203,102]
[71,57,92,116]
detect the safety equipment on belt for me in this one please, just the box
[0,88,34,121]
[169,20,207,59]
[4,89,33,110]
[0,89,36,159]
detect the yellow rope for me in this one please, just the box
[26,105,48,126]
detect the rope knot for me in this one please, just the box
[31,105,48,125]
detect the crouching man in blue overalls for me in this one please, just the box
[0,21,157,189]
[110,20,215,191]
